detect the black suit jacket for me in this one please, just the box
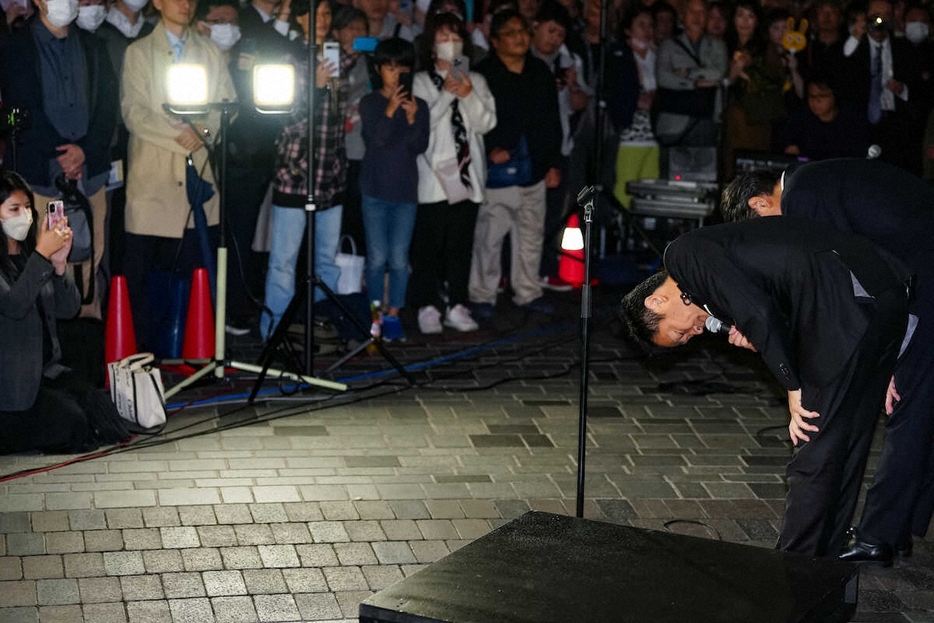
[837,35,913,114]
[664,217,908,390]
[782,158,934,274]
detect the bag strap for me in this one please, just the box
[339,235,358,256]
[120,353,154,368]
[670,37,705,68]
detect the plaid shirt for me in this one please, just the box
[272,47,353,210]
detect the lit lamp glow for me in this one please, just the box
[561,215,584,251]
[166,64,209,115]
[253,64,295,114]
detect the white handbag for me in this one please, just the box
[107,353,168,429]
[335,235,365,295]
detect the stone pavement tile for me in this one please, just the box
[459,500,500,519]
[335,590,372,619]
[7,535,44,557]
[492,500,530,519]
[219,547,263,570]
[241,570,287,594]
[234,526,274,546]
[37,605,83,623]
[526,499,566,515]
[281,569,327,594]
[254,594,300,622]
[123,529,163,551]
[142,509,181,528]
[596,499,638,524]
[0,514,32,534]
[736,518,780,542]
[293,592,341,622]
[103,552,145,577]
[371,542,416,565]
[43,534,83,556]
[257,546,299,569]
[361,565,404,591]
[0,557,23,581]
[177,507,217,527]
[298,486,350,502]
[270,524,310,545]
[95,492,156,510]
[180,548,223,572]
[210,596,258,623]
[142,551,184,574]
[252,487,301,504]
[387,501,429,520]
[197,526,238,548]
[451,519,491,540]
[0,607,37,623]
[168,598,213,623]
[282,504,323,523]
[0,580,36,607]
[322,567,367,592]
[84,530,124,553]
[352,502,393,521]
[160,528,200,549]
[77,577,122,603]
[203,571,247,597]
[161,573,207,599]
[318,503,358,521]
[342,522,386,543]
[214,506,254,526]
[379,520,420,542]
[247,505,288,525]
[63,553,104,579]
[30,514,68,534]
[82,602,128,623]
[120,575,165,602]
[703,482,756,499]
[294,545,337,568]
[159,490,221,507]
[423,501,464,520]
[629,499,671,519]
[308,523,349,544]
[332,543,376,566]
[409,540,449,564]
[105,510,144,530]
[44,494,92,512]
[22,557,62,580]
[36,579,78,605]
[416,520,457,541]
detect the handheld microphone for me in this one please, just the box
[867,144,882,159]
[705,316,732,335]
[577,185,598,206]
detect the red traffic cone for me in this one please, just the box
[558,214,585,288]
[105,275,137,365]
[181,268,215,359]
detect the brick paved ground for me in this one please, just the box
[0,288,932,622]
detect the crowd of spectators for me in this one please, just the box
[1,0,934,426]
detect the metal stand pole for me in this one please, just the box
[304,10,318,377]
[575,186,597,518]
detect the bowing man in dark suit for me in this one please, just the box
[620,217,909,557]
[722,159,934,566]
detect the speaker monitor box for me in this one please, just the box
[668,147,718,183]
[359,511,858,623]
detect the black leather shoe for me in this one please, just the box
[839,540,894,567]
[895,539,913,558]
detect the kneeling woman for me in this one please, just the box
[0,172,117,454]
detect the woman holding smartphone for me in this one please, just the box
[0,171,124,454]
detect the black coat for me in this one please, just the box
[664,217,908,390]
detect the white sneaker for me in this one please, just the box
[418,305,443,334]
[444,304,479,332]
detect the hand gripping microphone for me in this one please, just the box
[705,316,733,335]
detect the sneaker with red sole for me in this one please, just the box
[540,275,573,292]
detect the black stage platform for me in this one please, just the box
[359,511,858,623]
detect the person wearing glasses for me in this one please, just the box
[619,216,909,559]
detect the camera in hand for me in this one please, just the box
[869,14,891,32]
[0,107,30,137]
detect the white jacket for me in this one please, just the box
[413,70,497,205]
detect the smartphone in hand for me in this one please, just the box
[323,41,340,78]
[47,200,64,229]
[399,71,414,97]
[452,55,470,80]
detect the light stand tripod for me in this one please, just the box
[574,185,597,518]
[163,101,346,399]
[248,13,415,403]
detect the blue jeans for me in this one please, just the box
[262,204,343,339]
[361,195,417,309]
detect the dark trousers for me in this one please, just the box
[539,155,569,279]
[0,372,94,455]
[224,159,273,322]
[858,279,934,545]
[123,228,217,351]
[408,199,479,310]
[778,287,907,556]
[341,159,367,251]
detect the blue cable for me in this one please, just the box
[165,322,574,410]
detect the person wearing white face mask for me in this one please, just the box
[0,0,118,322]
[195,0,242,52]
[0,172,130,454]
[76,0,107,31]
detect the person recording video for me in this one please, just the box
[0,171,127,455]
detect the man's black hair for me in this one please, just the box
[652,1,676,17]
[332,5,367,32]
[371,37,416,89]
[618,270,669,357]
[806,70,836,93]
[195,0,238,20]
[534,0,572,32]
[720,169,782,222]
[490,8,527,39]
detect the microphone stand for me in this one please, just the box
[575,185,597,518]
